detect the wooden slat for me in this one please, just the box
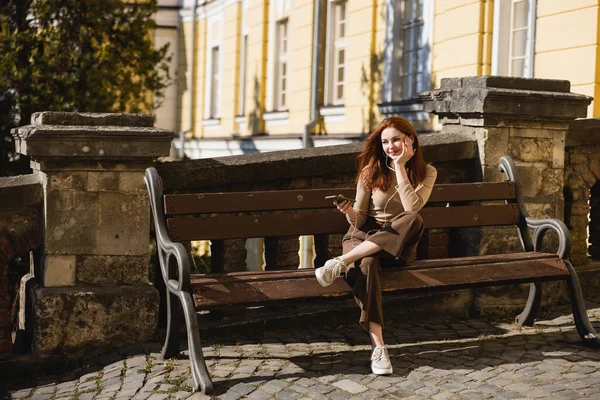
[164,182,516,215]
[190,252,559,284]
[420,204,519,229]
[167,209,348,241]
[164,188,356,215]
[190,253,569,307]
[167,204,520,241]
[428,182,516,203]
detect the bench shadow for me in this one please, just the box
[4,304,599,397]
[204,318,600,396]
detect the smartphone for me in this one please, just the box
[325,195,356,203]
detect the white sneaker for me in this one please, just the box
[371,346,393,375]
[315,258,347,287]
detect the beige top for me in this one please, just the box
[348,164,438,228]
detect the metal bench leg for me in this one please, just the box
[180,291,214,394]
[565,261,600,347]
[515,282,542,327]
[161,290,181,359]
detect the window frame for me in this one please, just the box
[324,0,348,106]
[492,0,537,78]
[209,45,221,119]
[274,18,289,111]
[203,14,224,122]
[382,0,433,104]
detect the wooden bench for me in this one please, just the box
[145,156,599,394]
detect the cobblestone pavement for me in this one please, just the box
[6,302,600,400]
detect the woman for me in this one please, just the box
[315,116,437,375]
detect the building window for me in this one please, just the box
[210,46,221,118]
[398,0,426,100]
[379,0,433,122]
[325,0,347,105]
[238,34,248,116]
[274,19,288,111]
[492,0,536,77]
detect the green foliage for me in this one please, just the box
[0,0,171,175]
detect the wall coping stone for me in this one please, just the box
[420,76,592,122]
[0,174,43,209]
[31,111,155,127]
[567,119,600,147]
[157,132,477,191]
[436,76,572,92]
[12,112,172,161]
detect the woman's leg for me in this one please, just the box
[340,241,382,266]
[369,322,384,347]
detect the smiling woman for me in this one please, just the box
[315,116,437,376]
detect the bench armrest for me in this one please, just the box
[499,156,571,260]
[145,167,191,292]
[526,217,571,259]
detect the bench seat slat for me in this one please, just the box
[166,204,520,241]
[164,182,516,215]
[190,253,568,307]
[190,252,558,284]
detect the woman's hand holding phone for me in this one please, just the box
[327,194,354,216]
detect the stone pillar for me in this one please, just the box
[11,112,172,356]
[565,119,600,266]
[421,77,592,256]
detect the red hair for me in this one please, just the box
[356,116,428,191]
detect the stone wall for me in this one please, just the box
[0,174,43,356]
[421,77,591,260]
[11,112,172,357]
[157,131,479,273]
[565,119,600,265]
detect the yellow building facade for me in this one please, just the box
[154,0,600,158]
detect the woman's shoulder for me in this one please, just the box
[425,164,437,175]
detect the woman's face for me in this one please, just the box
[381,127,413,158]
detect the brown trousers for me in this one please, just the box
[342,211,424,329]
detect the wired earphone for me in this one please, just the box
[347,154,399,248]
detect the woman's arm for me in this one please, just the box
[396,165,437,212]
[336,175,370,228]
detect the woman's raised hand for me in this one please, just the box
[393,137,415,167]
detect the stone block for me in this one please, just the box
[574,163,598,187]
[76,255,149,285]
[43,255,76,287]
[571,203,591,216]
[31,112,155,127]
[568,152,589,165]
[478,127,509,167]
[118,172,146,193]
[478,227,523,256]
[512,163,545,199]
[524,202,554,220]
[482,164,506,183]
[0,174,43,209]
[45,190,100,254]
[32,285,159,357]
[47,171,88,191]
[540,168,563,196]
[590,154,600,178]
[571,253,589,266]
[97,192,150,256]
[97,172,120,191]
[509,128,559,139]
[509,137,554,163]
[552,136,565,168]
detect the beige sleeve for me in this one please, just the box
[395,165,437,212]
[347,176,370,228]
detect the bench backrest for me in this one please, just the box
[163,182,518,242]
